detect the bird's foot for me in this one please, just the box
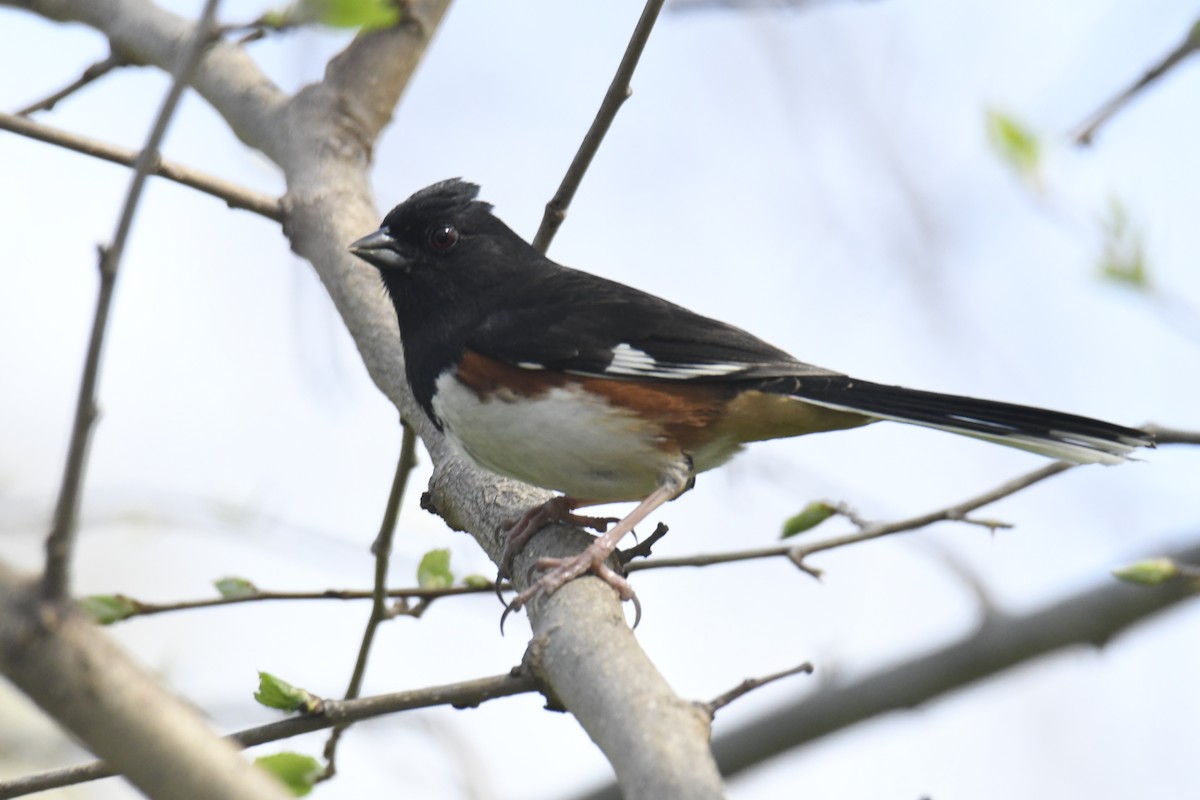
[501,536,641,632]
[497,481,681,632]
[499,496,615,578]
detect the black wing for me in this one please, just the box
[465,263,838,381]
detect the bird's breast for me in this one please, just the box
[430,352,746,501]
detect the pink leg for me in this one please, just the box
[503,482,679,620]
[500,496,617,576]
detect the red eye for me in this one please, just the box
[427,223,459,252]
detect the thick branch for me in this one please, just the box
[275,8,723,797]
[0,563,293,800]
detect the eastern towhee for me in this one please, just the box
[350,179,1152,617]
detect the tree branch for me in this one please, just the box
[15,49,128,115]
[84,583,500,622]
[320,424,419,781]
[274,5,726,795]
[5,0,290,157]
[1073,17,1200,145]
[570,536,1200,800]
[1142,423,1200,446]
[43,0,223,599]
[0,666,538,798]
[628,461,1075,575]
[700,662,814,719]
[0,111,283,220]
[0,562,294,800]
[531,0,667,253]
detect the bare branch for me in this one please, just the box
[86,583,501,621]
[1142,423,1200,446]
[627,461,1074,575]
[786,461,1073,570]
[1073,18,1200,145]
[0,111,283,220]
[109,449,1129,623]
[571,537,1200,800]
[618,521,671,563]
[43,0,223,599]
[4,0,290,159]
[321,423,420,781]
[700,662,814,718]
[0,667,538,798]
[531,0,667,253]
[16,51,129,115]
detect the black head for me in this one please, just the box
[349,180,548,421]
[349,179,534,284]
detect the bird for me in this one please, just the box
[349,178,1152,617]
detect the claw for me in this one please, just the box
[500,496,611,576]
[493,567,507,607]
[495,480,681,634]
[498,538,642,634]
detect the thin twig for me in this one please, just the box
[1142,424,1200,446]
[93,583,503,621]
[42,0,223,600]
[104,442,1180,622]
[320,423,419,782]
[16,51,129,116]
[700,661,814,718]
[0,669,537,799]
[625,461,1075,575]
[787,461,1072,570]
[0,111,283,220]
[618,521,670,563]
[531,0,667,253]
[1073,19,1200,146]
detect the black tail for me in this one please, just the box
[769,375,1152,464]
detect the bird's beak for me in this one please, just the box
[349,228,406,271]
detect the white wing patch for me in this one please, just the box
[603,343,747,380]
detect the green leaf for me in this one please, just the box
[462,574,492,589]
[417,549,453,589]
[79,594,138,625]
[1113,558,1180,586]
[781,502,837,539]
[1098,198,1149,289]
[986,110,1041,179]
[256,752,322,797]
[258,8,292,28]
[254,672,321,713]
[214,576,258,599]
[300,0,401,29]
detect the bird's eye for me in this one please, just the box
[427,223,459,252]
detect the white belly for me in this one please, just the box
[431,373,735,501]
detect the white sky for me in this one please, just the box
[1,1,1199,799]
